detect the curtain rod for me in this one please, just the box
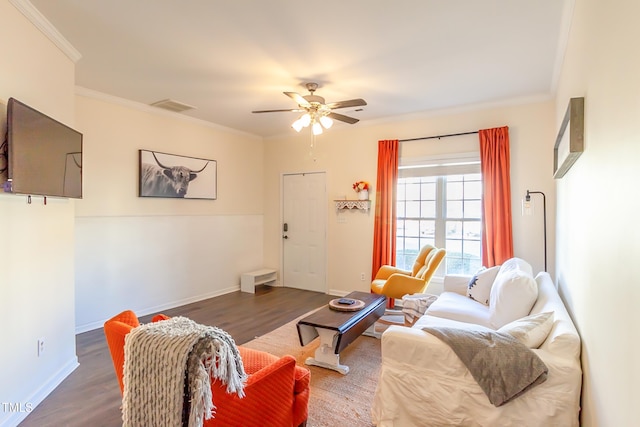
[399,130,478,142]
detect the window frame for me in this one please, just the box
[396,152,482,276]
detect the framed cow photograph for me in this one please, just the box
[139,149,217,199]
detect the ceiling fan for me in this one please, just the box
[252,82,367,134]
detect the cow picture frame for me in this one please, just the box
[139,149,217,199]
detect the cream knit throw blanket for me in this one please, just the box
[122,317,247,427]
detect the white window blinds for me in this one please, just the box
[399,152,481,178]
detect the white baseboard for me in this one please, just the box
[0,356,79,427]
[75,285,240,333]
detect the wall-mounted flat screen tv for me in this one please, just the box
[7,97,83,198]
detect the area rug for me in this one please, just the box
[243,310,381,427]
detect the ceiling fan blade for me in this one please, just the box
[326,98,367,109]
[328,112,359,124]
[284,91,311,107]
[252,108,304,113]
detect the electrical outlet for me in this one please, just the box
[360,272,365,281]
[38,338,45,357]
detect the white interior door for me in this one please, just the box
[282,172,327,293]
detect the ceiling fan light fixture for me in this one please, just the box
[256,82,366,134]
[292,113,313,132]
[292,118,304,132]
[320,115,333,129]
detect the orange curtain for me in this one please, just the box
[371,139,399,301]
[479,126,514,267]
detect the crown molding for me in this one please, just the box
[10,0,82,63]
[75,86,261,140]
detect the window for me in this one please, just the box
[396,170,482,276]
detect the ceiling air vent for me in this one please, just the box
[150,99,196,113]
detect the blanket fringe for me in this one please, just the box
[123,317,247,427]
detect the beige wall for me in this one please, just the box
[264,100,556,295]
[554,0,640,425]
[0,1,78,426]
[73,93,266,331]
[75,91,264,218]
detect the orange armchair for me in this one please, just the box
[104,310,310,427]
[371,244,446,300]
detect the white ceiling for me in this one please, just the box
[28,0,570,138]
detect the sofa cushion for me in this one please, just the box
[425,292,493,328]
[498,311,554,348]
[467,266,500,306]
[489,258,538,328]
[531,273,581,359]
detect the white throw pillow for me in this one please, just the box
[466,266,500,306]
[498,311,554,348]
[489,258,538,328]
[496,257,533,277]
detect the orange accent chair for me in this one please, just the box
[371,244,446,302]
[104,310,310,427]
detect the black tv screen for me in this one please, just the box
[7,98,83,198]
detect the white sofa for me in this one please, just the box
[371,260,582,427]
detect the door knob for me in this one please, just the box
[283,235,288,239]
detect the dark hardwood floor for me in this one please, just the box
[18,286,334,427]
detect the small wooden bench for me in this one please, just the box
[240,268,277,293]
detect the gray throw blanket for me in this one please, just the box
[422,327,548,406]
[122,317,247,427]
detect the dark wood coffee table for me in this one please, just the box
[296,291,386,374]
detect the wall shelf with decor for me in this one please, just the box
[334,200,371,212]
